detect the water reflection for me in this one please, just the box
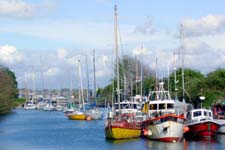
[145,139,186,150]
[106,138,140,144]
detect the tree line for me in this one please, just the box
[0,66,19,114]
[96,56,225,109]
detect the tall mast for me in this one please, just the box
[167,61,170,92]
[155,57,158,100]
[180,24,185,103]
[85,54,90,103]
[173,52,178,101]
[140,46,143,97]
[114,5,120,110]
[135,56,138,95]
[78,59,85,111]
[32,66,36,102]
[93,49,96,106]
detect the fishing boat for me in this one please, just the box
[142,82,186,142]
[104,5,142,139]
[184,108,220,139]
[67,60,86,120]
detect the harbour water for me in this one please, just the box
[0,109,224,150]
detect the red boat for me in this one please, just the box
[184,108,220,139]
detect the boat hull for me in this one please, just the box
[105,126,141,139]
[142,114,185,142]
[85,109,103,120]
[68,113,86,120]
[184,121,220,138]
[105,120,142,139]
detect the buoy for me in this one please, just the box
[183,126,189,133]
[142,128,147,136]
[86,116,92,121]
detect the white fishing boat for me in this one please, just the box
[142,82,186,142]
[24,101,36,110]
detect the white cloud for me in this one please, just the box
[182,15,225,37]
[57,48,68,60]
[95,69,110,78]
[134,17,156,34]
[45,67,60,77]
[132,46,149,56]
[0,45,23,65]
[0,0,36,18]
[0,0,56,19]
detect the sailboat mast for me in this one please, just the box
[155,57,159,100]
[114,5,120,110]
[78,59,85,111]
[93,49,96,106]
[140,46,143,97]
[85,55,89,103]
[173,52,178,101]
[180,24,185,103]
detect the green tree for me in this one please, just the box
[0,66,18,114]
[97,55,154,105]
[203,68,225,108]
[169,68,204,106]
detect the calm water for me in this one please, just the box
[0,109,224,150]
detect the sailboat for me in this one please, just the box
[68,59,86,120]
[85,50,103,120]
[104,5,142,139]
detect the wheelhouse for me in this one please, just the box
[186,109,213,124]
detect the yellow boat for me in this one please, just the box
[68,111,86,120]
[105,114,142,139]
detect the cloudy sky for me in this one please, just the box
[0,0,225,90]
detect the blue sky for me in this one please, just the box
[0,0,225,89]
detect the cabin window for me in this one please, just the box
[132,104,137,109]
[204,111,207,116]
[209,112,212,117]
[167,103,174,109]
[114,104,119,109]
[150,104,157,110]
[159,104,166,109]
[193,111,202,117]
[122,104,129,109]
[187,112,191,119]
